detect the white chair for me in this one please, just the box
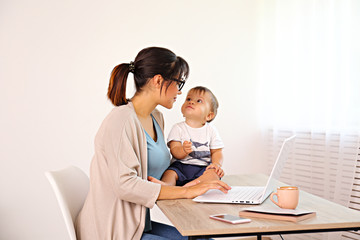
[45,166,89,240]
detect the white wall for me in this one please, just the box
[0,0,264,239]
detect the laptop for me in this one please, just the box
[193,135,296,204]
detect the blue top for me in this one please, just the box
[145,115,171,179]
[144,114,170,232]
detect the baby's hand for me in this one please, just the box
[206,163,224,178]
[183,141,193,154]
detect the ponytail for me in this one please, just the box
[107,63,131,106]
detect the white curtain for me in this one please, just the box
[255,1,360,239]
[256,0,360,131]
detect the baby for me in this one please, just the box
[161,86,224,186]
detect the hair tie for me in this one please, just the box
[129,61,135,73]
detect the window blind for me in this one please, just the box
[265,129,359,240]
[342,148,360,239]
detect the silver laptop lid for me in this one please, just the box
[260,135,296,201]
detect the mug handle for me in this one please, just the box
[270,192,281,207]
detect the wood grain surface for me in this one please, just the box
[156,174,360,237]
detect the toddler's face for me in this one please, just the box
[181,90,214,123]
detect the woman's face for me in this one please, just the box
[159,81,182,109]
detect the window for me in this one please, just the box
[256,1,360,239]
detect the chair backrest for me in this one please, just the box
[45,166,89,240]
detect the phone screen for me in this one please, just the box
[210,214,251,224]
[213,214,241,221]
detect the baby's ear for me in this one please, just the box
[206,112,215,122]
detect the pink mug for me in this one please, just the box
[270,186,299,209]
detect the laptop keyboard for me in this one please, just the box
[210,186,265,203]
[227,186,264,201]
[193,186,266,204]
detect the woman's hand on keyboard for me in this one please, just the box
[184,180,231,199]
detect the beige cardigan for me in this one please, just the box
[75,102,162,240]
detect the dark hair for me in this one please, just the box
[107,47,190,106]
[189,86,219,122]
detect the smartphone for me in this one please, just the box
[209,214,251,224]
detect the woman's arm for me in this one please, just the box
[157,180,231,200]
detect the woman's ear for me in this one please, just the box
[151,74,163,89]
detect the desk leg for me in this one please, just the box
[188,237,209,240]
[188,237,213,240]
[188,235,263,240]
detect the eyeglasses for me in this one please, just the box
[161,74,186,91]
[169,76,186,91]
[169,77,186,91]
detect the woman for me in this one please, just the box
[75,47,230,240]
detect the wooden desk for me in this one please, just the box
[157,174,360,240]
